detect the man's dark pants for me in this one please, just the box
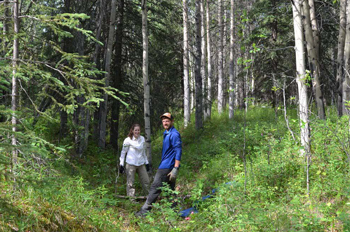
[146,168,175,205]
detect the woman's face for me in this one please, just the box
[133,126,141,138]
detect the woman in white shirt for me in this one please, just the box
[119,124,150,198]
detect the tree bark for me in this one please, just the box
[3,0,9,53]
[205,0,212,119]
[217,0,224,114]
[200,0,207,121]
[183,0,190,127]
[337,0,347,116]
[229,0,235,119]
[98,0,117,148]
[344,0,350,115]
[11,0,19,178]
[142,0,152,164]
[308,0,319,58]
[195,0,203,129]
[110,0,125,150]
[292,0,310,155]
[302,0,325,119]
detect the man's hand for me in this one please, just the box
[167,167,179,182]
[119,165,125,174]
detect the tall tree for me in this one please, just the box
[217,0,224,114]
[195,0,203,129]
[344,0,350,115]
[292,0,310,155]
[229,0,235,119]
[205,0,212,119]
[201,0,207,121]
[183,0,190,127]
[302,0,325,119]
[337,0,347,116]
[98,0,117,148]
[110,0,125,150]
[11,0,19,177]
[142,0,152,164]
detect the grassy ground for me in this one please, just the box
[1,106,350,231]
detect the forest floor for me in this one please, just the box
[1,106,350,231]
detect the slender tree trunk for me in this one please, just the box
[93,0,105,142]
[344,0,350,115]
[73,12,89,158]
[98,0,117,148]
[11,0,19,179]
[302,0,325,119]
[229,0,235,119]
[217,0,224,114]
[110,0,124,150]
[292,0,310,155]
[190,48,195,111]
[201,0,207,121]
[3,0,9,53]
[142,0,152,164]
[205,0,212,119]
[195,0,203,129]
[308,0,319,58]
[183,0,190,127]
[338,0,347,116]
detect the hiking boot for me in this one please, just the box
[135,202,152,218]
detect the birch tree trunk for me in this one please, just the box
[205,0,212,119]
[337,0,346,116]
[201,0,207,121]
[229,0,235,119]
[195,0,203,129]
[293,0,311,195]
[142,0,152,164]
[302,0,325,119]
[11,0,19,178]
[292,0,310,155]
[98,0,117,148]
[3,0,9,52]
[308,0,319,58]
[183,0,190,127]
[217,0,224,114]
[344,0,350,115]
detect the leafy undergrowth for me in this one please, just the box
[1,106,350,231]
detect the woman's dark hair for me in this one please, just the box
[128,124,141,139]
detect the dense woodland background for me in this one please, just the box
[1,0,350,231]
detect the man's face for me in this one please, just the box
[162,118,173,130]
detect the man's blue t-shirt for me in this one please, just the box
[158,126,182,169]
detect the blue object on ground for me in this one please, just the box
[179,207,198,217]
[179,181,235,218]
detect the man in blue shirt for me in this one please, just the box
[136,112,182,217]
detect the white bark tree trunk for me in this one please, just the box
[183,0,190,127]
[302,0,325,119]
[229,0,235,119]
[195,0,203,129]
[337,0,347,116]
[142,0,152,164]
[201,0,207,121]
[343,0,350,115]
[292,0,310,154]
[11,0,19,175]
[205,0,212,119]
[98,0,117,148]
[344,0,350,115]
[217,0,224,114]
[309,0,319,58]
